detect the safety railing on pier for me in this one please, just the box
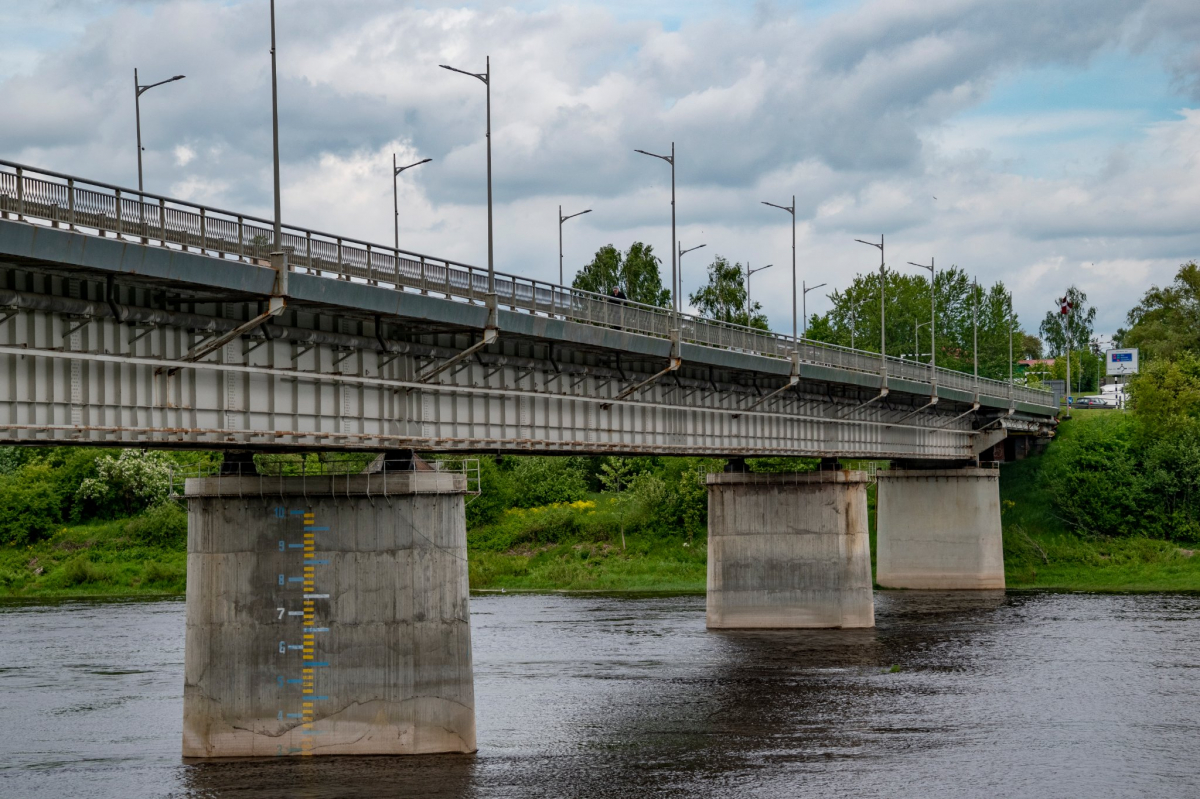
[0,160,1053,409]
[167,456,481,499]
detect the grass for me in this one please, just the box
[4,418,1200,598]
[467,494,706,592]
[999,409,1200,592]
[0,519,186,598]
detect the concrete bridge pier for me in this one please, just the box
[182,472,476,758]
[705,471,875,629]
[875,468,1005,590]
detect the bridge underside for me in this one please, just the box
[0,220,1053,460]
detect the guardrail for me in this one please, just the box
[0,159,1053,409]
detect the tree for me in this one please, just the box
[1020,335,1044,360]
[688,256,769,329]
[1118,261,1200,362]
[1039,285,1096,357]
[806,266,1025,381]
[572,242,671,307]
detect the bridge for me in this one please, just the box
[1,160,1055,757]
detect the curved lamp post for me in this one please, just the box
[678,242,706,312]
[854,235,887,385]
[393,156,431,250]
[134,70,185,193]
[906,257,937,391]
[802,280,827,339]
[635,144,676,318]
[440,58,494,297]
[745,262,774,322]
[762,197,797,346]
[559,207,591,285]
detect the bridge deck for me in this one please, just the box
[0,160,1054,459]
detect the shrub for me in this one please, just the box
[60,557,107,586]
[125,501,188,549]
[0,465,62,546]
[142,559,185,585]
[510,457,588,508]
[76,450,173,518]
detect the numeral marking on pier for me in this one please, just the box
[272,506,332,756]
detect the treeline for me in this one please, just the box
[1045,262,1200,540]
[0,448,197,548]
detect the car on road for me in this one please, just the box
[1074,395,1116,409]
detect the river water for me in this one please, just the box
[2,591,1199,798]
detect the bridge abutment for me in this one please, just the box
[875,468,1005,590]
[705,471,875,629]
[182,472,476,758]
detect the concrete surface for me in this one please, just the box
[182,473,476,757]
[706,471,875,629]
[876,468,1005,590]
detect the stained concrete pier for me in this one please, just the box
[706,471,874,629]
[875,467,1005,590]
[182,472,476,757]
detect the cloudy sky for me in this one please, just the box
[5,0,1200,337]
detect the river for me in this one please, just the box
[1,591,1199,798]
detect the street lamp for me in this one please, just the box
[393,156,431,250]
[849,295,860,350]
[269,0,281,248]
[559,206,591,285]
[802,280,827,339]
[133,69,185,193]
[634,144,676,317]
[440,57,494,297]
[762,196,797,345]
[745,262,774,322]
[912,320,931,361]
[854,235,887,384]
[906,257,937,390]
[678,242,706,311]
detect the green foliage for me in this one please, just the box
[0,464,63,546]
[806,266,1023,380]
[510,457,589,508]
[1039,285,1097,357]
[1042,410,1200,541]
[76,450,173,518]
[572,242,671,307]
[745,457,820,473]
[1127,353,1200,442]
[687,256,769,329]
[125,502,188,548]
[1119,261,1200,361]
[463,457,514,527]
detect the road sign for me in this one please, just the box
[1106,348,1139,376]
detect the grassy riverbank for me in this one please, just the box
[3,415,1200,599]
[1000,411,1200,591]
[0,518,186,598]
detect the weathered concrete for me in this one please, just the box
[182,472,475,758]
[876,468,1005,590]
[706,471,874,629]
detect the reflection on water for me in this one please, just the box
[2,591,1199,798]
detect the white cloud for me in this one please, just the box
[2,0,1200,336]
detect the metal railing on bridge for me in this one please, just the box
[0,160,1052,408]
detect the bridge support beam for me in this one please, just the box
[876,468,1004,590]
[705,471,874,629]
[182,472,476,757]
